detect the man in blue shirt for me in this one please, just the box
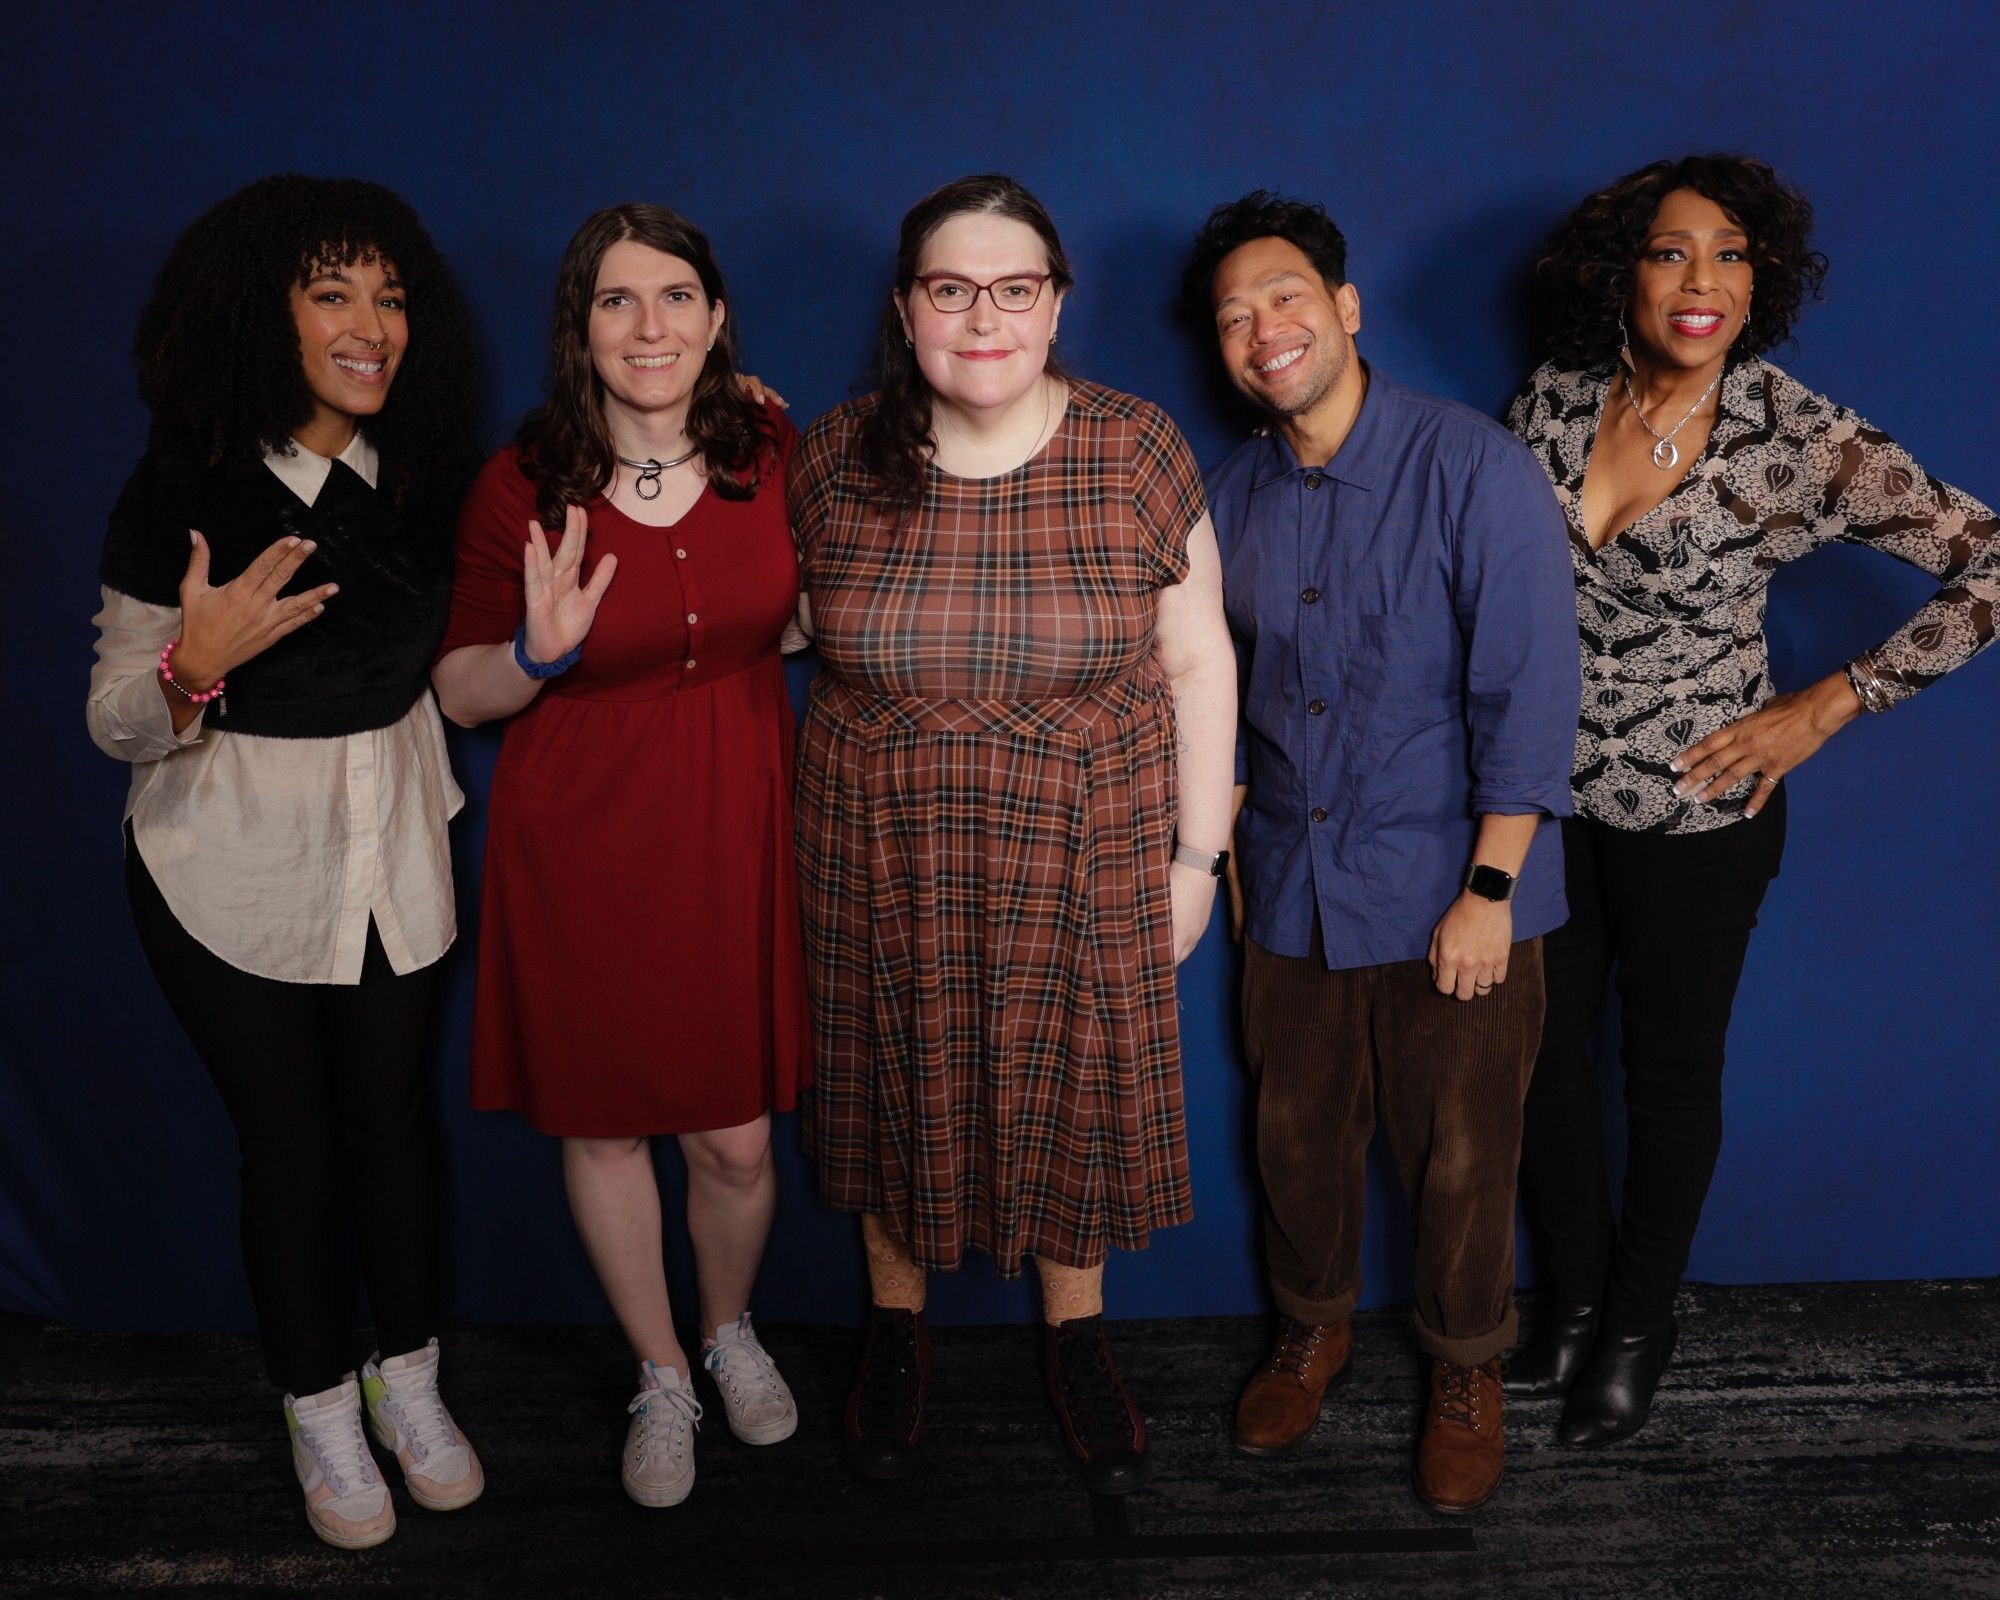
[1183,192,1578,1513]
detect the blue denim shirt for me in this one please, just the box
[1208,366,1578,971]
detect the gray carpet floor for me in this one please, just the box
[2,1280,1995,1599]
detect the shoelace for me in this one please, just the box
[300,1406,377,1497]
[1057,1329,1135,1451]
[627,1381,702,1463]
[858,1318,921,1432]
[1263,1318,1324,1382]
[705,1333,783,1400]
[1434,1363,1486,1431]
[380,1371,457,1466]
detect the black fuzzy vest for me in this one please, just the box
[99,447,454,739]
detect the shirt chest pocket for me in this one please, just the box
[1342,607,1462,735]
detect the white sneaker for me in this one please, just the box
[622,1361,702,1507]
[286,1376,396,1549]
[702,1313,799,1445]
[362,1338,485,1511]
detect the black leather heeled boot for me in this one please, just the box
[1556,1317,1677,1447]
[1501,1304,1600,1399]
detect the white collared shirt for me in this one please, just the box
[86,436,463,984]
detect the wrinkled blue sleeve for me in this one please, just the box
[1453,440,1579,817]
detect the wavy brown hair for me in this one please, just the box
[133,174,476,505]
[1535,154,1827,370]
[517,204,771,529]
[856,174,1076,512]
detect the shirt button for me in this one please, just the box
[1308,698,1326,715]
[1301,587,1320,604]
[675,548,688,559]
[686,612,698,624]
[686,659,697,669]
[1305,473,1324,490]
[1310,806,1328,823]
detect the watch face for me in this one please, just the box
[1466,865,1516,902]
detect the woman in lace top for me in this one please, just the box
[1499,155,1997,1446]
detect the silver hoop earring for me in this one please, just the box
[904,335,914,348]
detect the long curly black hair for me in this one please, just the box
[516,203,772,532]
[856,174,1075,512]
[1535,154,1827,369]
[132,174,477,498]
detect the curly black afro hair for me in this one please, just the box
[1535,154,1828,370]
[132,174,476,491]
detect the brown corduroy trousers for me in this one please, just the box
[1241,931,1545,1365]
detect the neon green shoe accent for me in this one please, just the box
[284,1403,301,1439]
[362,1373,389,1411]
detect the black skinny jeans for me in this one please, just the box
[126,837,443,1395]
[1520,793,1785,1330]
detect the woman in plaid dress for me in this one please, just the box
[788,176,1236,1494]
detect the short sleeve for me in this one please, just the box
[787,409,848,582]
[1129,404,1206,589]
[437,448,536,658]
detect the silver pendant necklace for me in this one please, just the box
[1622,368,1723,470]
[617,446,698,500]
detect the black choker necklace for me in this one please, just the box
[617,447,698,500]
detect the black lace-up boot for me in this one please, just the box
[843,1305,929,1479]
[1042,1313,1150,1495]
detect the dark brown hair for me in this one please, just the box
[1535,154,1827,369]
[855,174,1076,511]
[517,203,772,529]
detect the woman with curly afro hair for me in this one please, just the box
[87,174,485,1548]
[1502,155,1998,1445]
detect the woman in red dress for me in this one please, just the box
[433,204,810,1509]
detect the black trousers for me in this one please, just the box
[126,837,443,1395]
[1519,793,1786,1329]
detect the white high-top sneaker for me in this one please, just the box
[361,1338,485,1511]
[622,1361,702,1507]
[702,1313,798,1445]
[285,1376,395,1549]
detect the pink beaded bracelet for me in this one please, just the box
[159,640,226,708]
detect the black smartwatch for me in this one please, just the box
[1173,841,1230,877]
[1462,863,1518,903]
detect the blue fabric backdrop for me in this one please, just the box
[3,0,1994,1335]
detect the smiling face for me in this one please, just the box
[289,254,408,444]
[1628,187,1755,370]
[588,238,725,425]
[1209,235,1361,421]
[896,212,1063,415]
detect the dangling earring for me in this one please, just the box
[904,334,913,348]
[1618,310,1635,371]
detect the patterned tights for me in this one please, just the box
[860,1215,1105,1323]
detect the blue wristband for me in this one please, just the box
[513,624,581,680]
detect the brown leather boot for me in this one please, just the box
[1413,1357,1504,1513]
[843,1306,930,1480]
[1231,1316,1354,1454]
[1042,1314,1150,1495]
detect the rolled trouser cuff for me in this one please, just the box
[1272,1282,1358,1328]
[1412,1303,1517,1366]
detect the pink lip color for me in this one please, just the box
[954,349,1013,361]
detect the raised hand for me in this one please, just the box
[173,531,339,687]
[522,505,618,664]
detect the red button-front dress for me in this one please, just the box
[443,417,811,1136]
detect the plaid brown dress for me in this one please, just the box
[789,381,1207,1273]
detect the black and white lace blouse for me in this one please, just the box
[1507,358,1998,835]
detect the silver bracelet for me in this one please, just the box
[1844,655,1895,715]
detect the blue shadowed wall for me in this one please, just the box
[2,0,1994,1335]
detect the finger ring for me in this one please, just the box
[1758,774,1778,787]
[1476,983,1493,994]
